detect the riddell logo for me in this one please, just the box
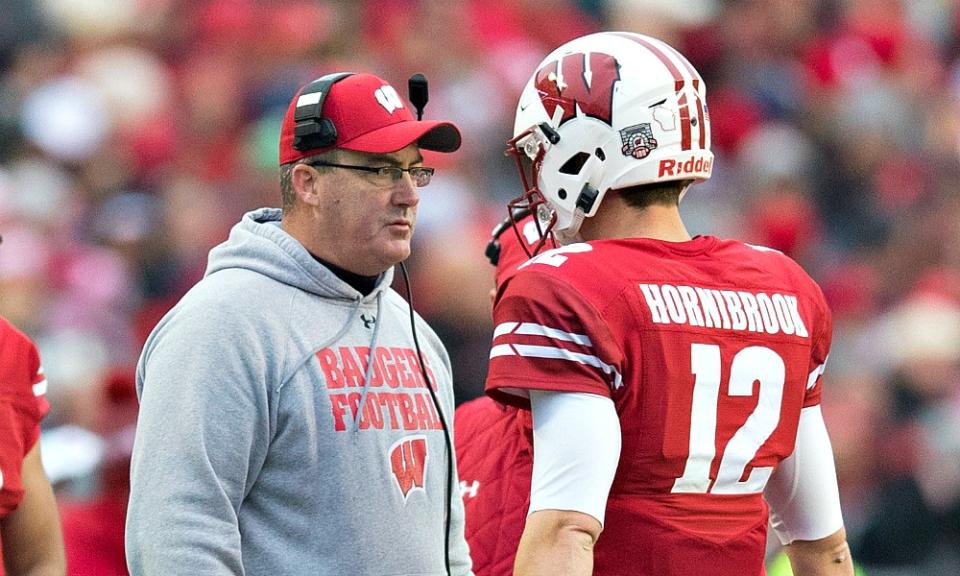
[658,155,712,177]
[389,435,428,501]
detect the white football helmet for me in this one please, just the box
[507,31,713,249]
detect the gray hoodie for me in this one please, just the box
[126,208,473,576]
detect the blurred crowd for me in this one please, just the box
[1,0,959,574]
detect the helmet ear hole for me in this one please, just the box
[559,152,591,175]
[595,148,605,160]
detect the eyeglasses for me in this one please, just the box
[306,161,435,187]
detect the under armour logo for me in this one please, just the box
[361,314,376,329]
[375,86,404,114]
[460,479,480,499]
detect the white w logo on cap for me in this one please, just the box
[375,86,404,114]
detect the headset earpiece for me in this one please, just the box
[292,72,354,152]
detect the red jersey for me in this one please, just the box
[0,317,50,516]
[485,236,832,576]
[455,397,532,576]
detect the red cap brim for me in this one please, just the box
[339,120,461,154]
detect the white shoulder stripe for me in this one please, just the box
[490,344,515,358]
[489,343,623,390]
[515,323,592,346]
[806,358,828,390]
[493,322,520,339]
[492,322,592,346]
[33,379,48,396]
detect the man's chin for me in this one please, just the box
[381,243,412,268]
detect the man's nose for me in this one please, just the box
[392,172,420,206]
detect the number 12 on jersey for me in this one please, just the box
[671,344,785,495]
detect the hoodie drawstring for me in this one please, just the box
[353,291,383,432]
[281,295,365,397]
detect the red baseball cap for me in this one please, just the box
[279,72,462,164]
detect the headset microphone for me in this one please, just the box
[408,74,429,120]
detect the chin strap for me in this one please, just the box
[553,181,599,245]
[553,206,587,246]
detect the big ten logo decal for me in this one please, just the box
[375,85,405,114]
[390,435,428,501]
[534,52,620,126]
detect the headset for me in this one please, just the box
[399,73,454,575]
[292,72,430,153]
[292,72,355,152]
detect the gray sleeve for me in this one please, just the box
[125,301,274,575]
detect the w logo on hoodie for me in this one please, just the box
[389,435,428,501]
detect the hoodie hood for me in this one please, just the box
[205,207,394,301]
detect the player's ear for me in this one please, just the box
[291,163,322,207]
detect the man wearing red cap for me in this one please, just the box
[126,73,473,575]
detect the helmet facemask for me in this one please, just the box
[506,121,608,252]
[506,125,556,258]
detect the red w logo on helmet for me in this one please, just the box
[534,52,620,126]
[390,435,428,500]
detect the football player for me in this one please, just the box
[485,32,853,576]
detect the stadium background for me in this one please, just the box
[1,0,959,573]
